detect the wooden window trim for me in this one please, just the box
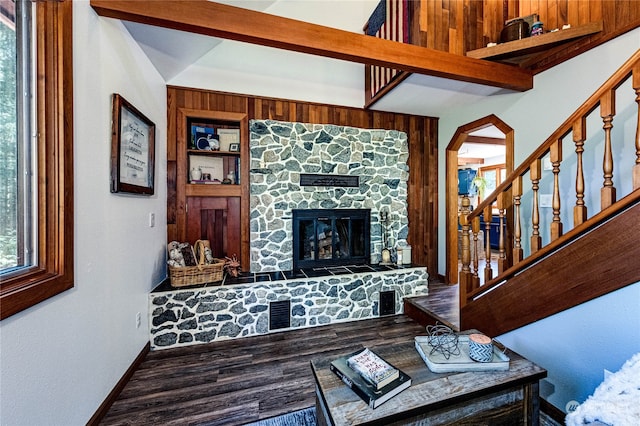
[478,163,506,183]
[478,163,506,212]
[0,0,73,320]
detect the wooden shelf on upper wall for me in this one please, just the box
[466,21,603,67]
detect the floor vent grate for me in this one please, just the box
[380,290,396,316]
[269,300,291,330]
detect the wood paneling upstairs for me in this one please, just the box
[415,0,640,73]
[167,87,439,275]
[513,0,640,72]
[367,0,639,106]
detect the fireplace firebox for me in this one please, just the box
[292,209,371,269]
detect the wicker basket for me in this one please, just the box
[168,258,224,287]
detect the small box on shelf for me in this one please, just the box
[190,123,215,150]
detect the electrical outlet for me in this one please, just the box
[136,312,142,329]
[539,379,555,398]
[148,212,155,228]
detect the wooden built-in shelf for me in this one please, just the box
[187,149,240,157]
[466,21,603,66]
[185,184,241,197]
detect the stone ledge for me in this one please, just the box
[149,267,428,350]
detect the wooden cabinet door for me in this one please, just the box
[186,196,241,259]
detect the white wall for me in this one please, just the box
[0,2,167,424]
[437,29,640,414]
[499,283,640,413]
[169,1,377,107]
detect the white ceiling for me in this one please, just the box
[122,0,517,120]
[458,141,505,161]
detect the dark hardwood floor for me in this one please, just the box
[98,281,565,426]
[100,316,431,425]
[100,282,457,425]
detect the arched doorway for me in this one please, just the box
[445,115,514,285]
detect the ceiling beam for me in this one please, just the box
[90,0,533,92]
[465,135,506,145]
[458,157,485,166]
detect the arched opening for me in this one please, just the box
[445,115,514,285]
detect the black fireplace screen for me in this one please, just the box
[292,209,370,269]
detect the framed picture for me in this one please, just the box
[229,143,240,152]
[217,128,240,151]
[110,93,156,195]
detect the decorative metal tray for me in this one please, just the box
[415,335,510,373]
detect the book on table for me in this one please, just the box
[347,348,399,389]
[330,349,411,409]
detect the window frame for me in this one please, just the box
[1,0,74,320]
[477,163,507,211]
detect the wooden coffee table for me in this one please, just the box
[311,338,547,425]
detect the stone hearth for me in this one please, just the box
[149,265,428,350]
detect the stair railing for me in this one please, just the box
[459,49,640,308]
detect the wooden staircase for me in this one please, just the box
[451,50,640,336]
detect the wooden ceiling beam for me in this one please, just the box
[458,157,485,166]
[465,135,506,145]
[90,0,533,92]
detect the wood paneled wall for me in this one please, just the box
[167,87,439,275]
[413,0,640,72]
[509,0,640,71]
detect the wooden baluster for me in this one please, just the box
[497,192,507,274]
[483,205,493,283]
[601,90,617,209]
[573,117,588,226]
[530,159,542,253]
[512,175,523,264]
[458,195,472,303]
[471,217,481,290]
[633,63,640,190]
[550,140,563,240]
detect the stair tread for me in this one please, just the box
[405,280,460,331]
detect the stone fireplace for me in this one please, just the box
[148,120,430,350]
[249,120,409,272]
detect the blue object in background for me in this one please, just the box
[458,168,477,196]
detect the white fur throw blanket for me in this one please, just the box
[565,352,640,426]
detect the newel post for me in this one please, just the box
[459,195,472,307]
